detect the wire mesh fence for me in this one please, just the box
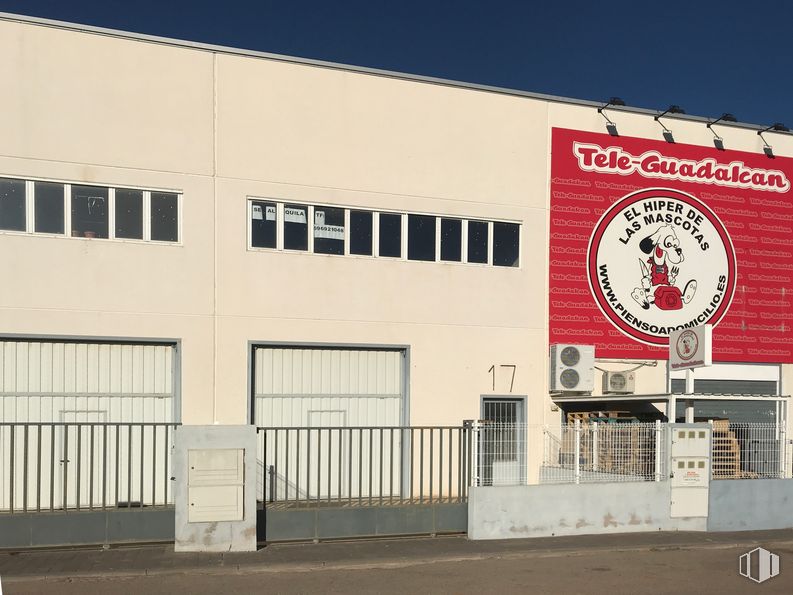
[541,421,666,484]
[711,421,786,479]
[473,422,528,486]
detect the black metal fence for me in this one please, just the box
[0,422,177,513]
[257,425,473,508]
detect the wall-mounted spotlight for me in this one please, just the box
[654,105,685,143]
[758,122,790,158]
[706,113,737,150]
[598,97,625,136]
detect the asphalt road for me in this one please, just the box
[2,532,793,594]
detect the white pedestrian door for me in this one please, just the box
[480,398,526,486]
[669,423,711,518]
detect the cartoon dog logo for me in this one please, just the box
[630,225,697,310]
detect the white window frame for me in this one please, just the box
[244,197,520,269]
[0,174,181,245]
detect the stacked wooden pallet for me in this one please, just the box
[596,424,654,476]
[711,419,741,478]
[566,411,636,424]
[561,411,654,476]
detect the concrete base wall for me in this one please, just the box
[0,509,174,549]
[468,483,706,540]
[261,503,467,542]
[708,479,793,532]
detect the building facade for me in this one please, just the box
[1,12,791,497]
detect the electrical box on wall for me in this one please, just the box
[549,344,594,392]
[602,370,636,394]
[187,449,244,523]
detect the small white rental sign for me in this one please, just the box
[669,324,712,371]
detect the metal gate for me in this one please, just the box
[479,398,526,486]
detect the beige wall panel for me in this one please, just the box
[214,179,546,332]
[0,20,214,174]
[593,360,668,397]
[0,158,215,316]
[216,55,548,208]
[215,316,546,426]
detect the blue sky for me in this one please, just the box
[1,0,791,127]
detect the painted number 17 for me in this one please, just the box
[488,364,517,392]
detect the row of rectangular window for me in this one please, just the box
[0,178,180,242]
[250,201,520,267]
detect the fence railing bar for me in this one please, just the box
[103,425,108,509]
[139,425,145,507]
[389,428,394,505]
[90,424,95,510]
[115,424,120,508]
[368,429,373,506]
[10,425,15,513]
[358,428,362,507]
[409,428,414,503]
[23,424,29,513]
[327,428,332,505]
[62,424,68,513]
[36,425,42,512]
[163,425,169,506]
[151,424,157,507]
[348,429,353,506]
[379,428,383,507]
[126,425,132,507]
[438,428,443,502]
[337,428,342,501]
[49,424,55,512]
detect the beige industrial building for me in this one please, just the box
[1,10,792,518]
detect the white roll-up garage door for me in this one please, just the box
[253,347,404,427]
[0,340,175,423]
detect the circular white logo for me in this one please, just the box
[676,330,699,361]
[587,188,736,346]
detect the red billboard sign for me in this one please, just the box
[550,127,793,363]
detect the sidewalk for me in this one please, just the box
[2,529,793,583]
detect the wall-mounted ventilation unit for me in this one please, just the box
[549,344,594,392]
[602,370,636,394]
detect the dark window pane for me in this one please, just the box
[284,204,308,251]
[378,213,401,258]
[251,201,277,248]
[34,182,64,234]
[467,220,488,264]
[440,218,462,262]
[313,206,345,255]
[0,178,26,232]
[350,210,373,255]
[493,222,520,267]
[151,192,178,242]
[71,185,108,238]
[408,215,436,261]
[115,189,143,239]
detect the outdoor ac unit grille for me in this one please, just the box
[609,373,627,391]
[550,344,594,393]
[560,346,580,367]
[601,370,636,394]
[560,368,580,389]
